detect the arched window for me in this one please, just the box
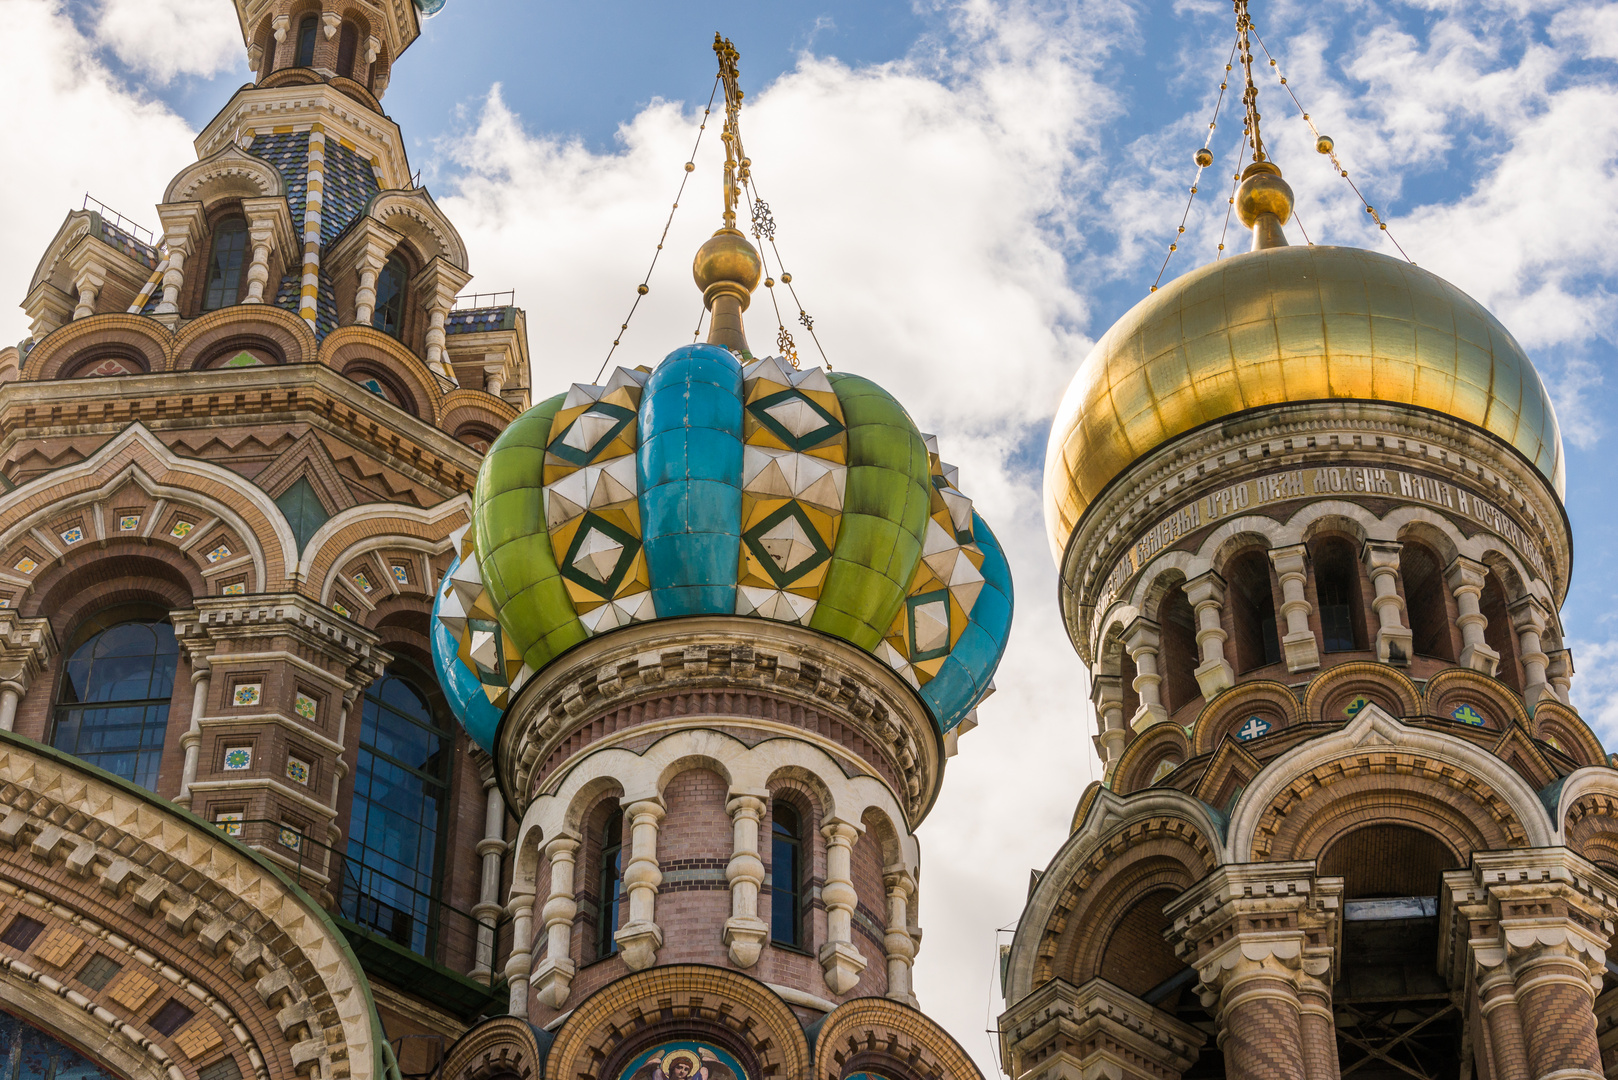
[202,217,248,311]
[1157,585,1199,714]
[52,620,179,792]
[1313,537,1366,653]
[595,807,624,959]
[372,255,408,339]
[341,668,452,956]
[294,14,319,68]
[255,20,276,80]
[1400,541,1455,661]
[1480,572,1521,691]
[336,22,359,80]
[770,801,804,948]
[1227,550,1281,671]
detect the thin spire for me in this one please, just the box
[693,34,762,356]
[1234,0,1267,163]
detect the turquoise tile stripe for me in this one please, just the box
[638,345,744,616]
[921,512,1015,731]
[431,559,504,752]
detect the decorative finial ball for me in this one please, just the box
[1315,134,1334,155]
[692,228,763,304]
[1234,161,1294,228]
[637,284,649,296]
[685,161,695,172]
[1194,147,1214,168]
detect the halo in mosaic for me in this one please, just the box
[441,345,1015,742]
[617,1041,747,1080]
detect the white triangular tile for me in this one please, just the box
[562,408,620,453]
[797,468,843,512]
[545,487,585,529]
[941,487,975,534]
[763,396,825,439]
[912,598,950,653]
[562,382,604,409]
[790,366,832,394]
[571,528,623,583]
[758,515,818,574]
[922,518,956,558]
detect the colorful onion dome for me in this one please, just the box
[432,345,1013,750]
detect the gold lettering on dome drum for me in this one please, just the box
[1093,461,1552,616]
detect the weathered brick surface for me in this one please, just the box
[1220,992,1306,1080]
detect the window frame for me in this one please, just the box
[294,15,318,68]
[372,254,408,340]
[201,216,249,312]
[50,617,180,793]
[595,806,624,960]
[769,799,805,949]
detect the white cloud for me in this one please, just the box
[91,0,244,84]
[0,0,201,347]
[1570,637,1618,747]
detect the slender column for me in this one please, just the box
[243,225,273,304]
[0,683,21,733]
[531,834,579,1007]
[1548,648,1575,706]
[470,775,507,983]
[1269,544,1320,672]
[1362,540,1414,665]
[1477,969,1532,1080]
[298,126,326,330]
[484,365,506,397]
[1185,570,1235,698]
[613,798,665,970]
[504,886,536,1016]
[1123,618,1169,730]
[175,663,210,809]
[72,266,104,320]
[882,865,918,1008]
[818,818,868,994]
[1510,598,1551,707]
[155,246,187,315]
[424,301,452,380]
[1446,556,1500,676]
[1091,673,1127,782]
[722,794,768,967]
[1295,971,1339,1080]
[350,239,390,327]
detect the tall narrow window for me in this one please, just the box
[1480,573,1521,691]
[770,801,803,948]
[336,23,359,80]
[1228,550,1281,671]
[52,620,178,792]
[202,217,248,311]
[372,255,407,339]
[1158,585,1200,714]
[1401,541,1455,661]
[294,15,318,68]
[1314,538,1366,653]
[341,669,452,957]
[595,808,624,959]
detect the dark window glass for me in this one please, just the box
[340,669,451,957]
[1158,586,1199,714]
[52,620,178,791]
[294,15,318,68]
[149,999,193,1037]
[770,801,803,948]
[336,22,358,79]
[595,808,623,959]
[0,915,44,949]
[1315,539,1365,653]
[202,217,248,311]
[275,477,330,554]
[1401,542,1455,661]
[372,255,407,339]
[1228,551,1281,671]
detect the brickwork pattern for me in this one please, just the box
[1517,973,1603,1076]
[1220,993,1305,1080]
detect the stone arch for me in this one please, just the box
[301,498,470,607]
[1302,660,1421,723]
[320,324,443,422]
[441,393,517,445]
[1007,786,1220,1002]
[1318,821,1461,898]
[1112,723,1190,794]
[1300,509,1371,547]
[1192,678,1301,754]
[438,1016,548,1080]
[1207,526,1276,575]
[812,996,983,1080]
[1422,668,1528,731]
[545,965,811,1080]
[175,304,313,369]
[367,189,469,270]
[1533,700,1605,767]
[163,144,284,207]
[24,313,171,380]
[1556,768,1618,873]
[0,972,172,1080]
[1226,704,1554,864]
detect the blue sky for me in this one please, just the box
[9,0,1618,1070]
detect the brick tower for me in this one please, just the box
[0,1,535,1077]
[997,14,1618,1080]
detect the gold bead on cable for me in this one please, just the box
[1195,147,1214,168]
[637,284,649,295]
[685,161,695,172]
[781,272,792,283]
[1315,134,1334,154]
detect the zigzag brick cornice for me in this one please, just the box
[497,619,942,824]
[0,730,386,1080]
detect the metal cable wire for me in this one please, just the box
[739,172,831,368]
[1151,39,1240,293]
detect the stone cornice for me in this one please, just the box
[172,594,390,691]
[194,85,411,189]
[998,976,1205,1079]
[0,611,57,689]
[496,618,945,826]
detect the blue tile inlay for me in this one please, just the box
[0,1008,122,1080]
[319,140,380,248]
[246,131,311,228]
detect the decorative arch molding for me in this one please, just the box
[438,1015,550,1080]
[175,305,314,370]
[440,393,518,436]
[1225,703,1554,864]
[1554,767,1618,843]
[163,144,285,206]
[1111,723,1190,795]
[0,729,390,1080]
[0,425,298,595]
[812,996,984,1080]
[300,496,470,603]
[1301,660,1421,722]
[366,190,468,270]
[24,314,171,381]
[1422,667,1530,730]
[1004,786,1221,1004]
[1534,699,1605,767]
[1192,679,1301,755]
[320,325,444,423]
[543,965,811,1080]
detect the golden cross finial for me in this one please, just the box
[1234,0,1267,162]
[714,33,749,231]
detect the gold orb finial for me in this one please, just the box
[1234,160,1293,250]
[693,227,762,309]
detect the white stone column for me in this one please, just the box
[1363,540,1414,665]
[1548,648,1575,706]
[243,226,273,304]
[0,682,22,733]
[72,265,105,320]
[1184,571,1235,698]
[819,818,868,995]
[350,238,390,327]
[722,794,768,968]
[1446,556,1500,676]
[1123,619,1169,730]
[1511,598,1551,707]
[155,246,188,316]
[175,663,210,809]
[1092,674,1127,781]
[411,259,471,382]
[504,886,536,1016]
[484,364,506,397]
[613,798,665,971]
[1269,544,1321,672]
[532,834,579,1007]
[470,776,507,983]
[882,865,918,1008]
[424,302,452,380]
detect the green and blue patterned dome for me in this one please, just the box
[433,345,1013,752]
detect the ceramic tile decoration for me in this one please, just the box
[0,599,12,609]
[214,812,242,838]
[1452,703,1488,727]
[170,520,193,539]
[278,826,301,851]
[391,564,409,585]
[60,526,83,544]
[222,582,245,595]
[285,758,310,785]
[332,600,351,618]
[206,544,232,563]
[119,515,139,531]
[223,747,251,770]
[294,693,317,721]
[233,683,261,707]
[353,571,372,593]
[13,557,35,574]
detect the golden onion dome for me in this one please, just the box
[1043,243,1564,560]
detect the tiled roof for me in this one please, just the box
[247,131,312,228]
[321,140,380,247]
[445,306,518,334]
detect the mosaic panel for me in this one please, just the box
[0,1009,122,1080]
[617,1042,747,1080]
